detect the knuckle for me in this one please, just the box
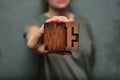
[27,42,35,50]
[37,48,47,54]
[45,19,51,22]
[53,16,58,18]
[37,50,44,54]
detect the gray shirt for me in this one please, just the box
[25,14,95,80]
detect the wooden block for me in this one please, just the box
[44,22,79,52]
[44,22,67,52]
[66,22,79,51]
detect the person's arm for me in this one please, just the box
[24,16,74,54]
[24,17,42,41]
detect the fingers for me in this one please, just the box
[26,27,41,50]
[45,16,75,23]
[38,24,44,34]
[37,44,49,54]
[58,16,69,22]
[68,18,74,22]
[45,16,59,22]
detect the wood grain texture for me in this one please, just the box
[44,22,67,52]
[44,22,79,52]
[66,22,79,51]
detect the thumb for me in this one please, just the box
[38,24,44,34]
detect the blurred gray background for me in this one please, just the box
[0,0,120,80]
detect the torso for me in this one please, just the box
[28,14,93,80]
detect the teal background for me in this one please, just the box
[0,0,120,80]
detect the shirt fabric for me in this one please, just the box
[25,14,95,80]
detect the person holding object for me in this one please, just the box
[26,16,74,54]
[24,0,95,80]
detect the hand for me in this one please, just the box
[26,16,74,54]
